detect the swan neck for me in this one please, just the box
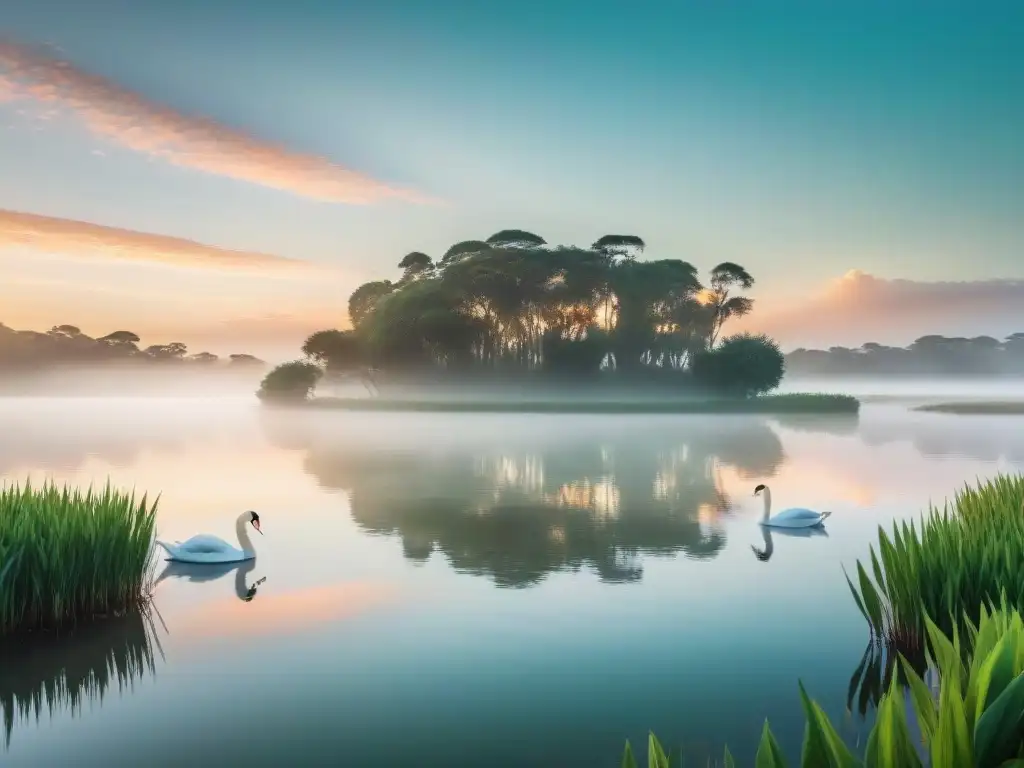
[762,488,772,520]
[236,517,255,555]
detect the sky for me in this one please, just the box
[2,1,1023,359]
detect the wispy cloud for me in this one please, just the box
[0,208,316,273]
[740,270,1024,348]
[0,41,425,204]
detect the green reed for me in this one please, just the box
[626,601,1024,767]
[845,474,1024,651]
[0,479,158,635]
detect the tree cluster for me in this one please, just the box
[0,323,264,371]
[785,334,1024,378]
[259,230,786,400]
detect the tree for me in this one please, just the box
[188,352,219,364]
[99,330,141,346]
[691,333,784,398]
[439,240,491,266]
[591,234,645,262]
[785,332,1024,377]
[257,361,323,401]
[362,278,486,369]
[542,326,608,376]
[606,258,701,372]
[301,329,363,374]
[144,342,187,361]
[298,230,779,394]
[228,353,265,366]
[397,252,433,282]
[485,230,547,249]
[348,280,394,329]
[48,325,82,339]
[704,262,755,347]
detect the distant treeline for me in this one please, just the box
[785,334,1024,377]
[0,323,264,372]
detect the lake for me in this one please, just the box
[1,396,1022,767]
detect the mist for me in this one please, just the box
[0,364,265,398]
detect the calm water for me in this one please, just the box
[1,397,1022,767]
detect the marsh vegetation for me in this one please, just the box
[914,401,1024,415]
[0,481,157,636]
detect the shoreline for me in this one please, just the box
[914,401,1024,415]
[273,393,860,415]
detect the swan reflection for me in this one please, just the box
[155,558,267,602]
[751,524,828,562]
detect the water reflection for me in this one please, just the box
[770,413,861,436]
[750,524,829,562]
[155,559,267,602]
[263,414,787,586]
[846,638,929,717]
[0,609,162,749]
[859,408,1024,463]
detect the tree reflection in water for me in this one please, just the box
[264,414,786,588]
[0,609,163,749]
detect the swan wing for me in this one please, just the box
[176,534,233,552]
[775,507,823,520]
[765,508,826,529]
[156,535,249,564]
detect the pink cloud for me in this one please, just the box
[738,270,1024,348]
[0,41,426,205]
[0,208,317,274]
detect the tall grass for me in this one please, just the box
[0,480,158,635]
[625,602,1024,766]
[845,474,1024,650]
[0,608,162,748]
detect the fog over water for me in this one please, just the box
[1,393,1022,767]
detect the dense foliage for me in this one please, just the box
[0,480,157,635]
[295,230,781,394]
[256,360,323,401]
[629,602,1024,766]
[690,333,785,397]
[786,334,1024,378]
[0,322,264,371]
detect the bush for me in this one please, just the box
[626,601,1024,766]
[0,480,157,635]
[691,333,785,398]
[257,360,323,401]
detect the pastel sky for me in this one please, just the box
[2,1,1023,359]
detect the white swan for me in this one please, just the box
[754,484,831,528]
[156,511,262,564]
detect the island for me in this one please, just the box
[254,230,858,415]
